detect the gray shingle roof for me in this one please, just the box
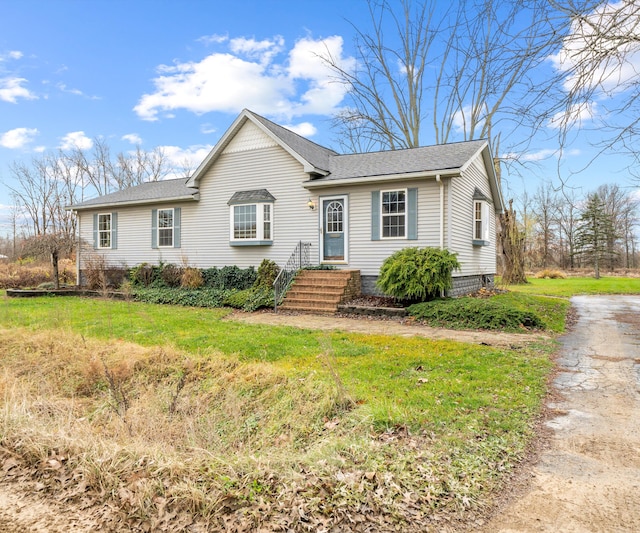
[320,140,487,182]
[249,111,337,173]
[68,111,498,212]
[68,177,198,210]
[227,189,276,205]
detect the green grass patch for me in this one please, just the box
[0,293,555,528]
[407,292,568,332]
[500,276,640,297]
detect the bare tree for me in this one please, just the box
[326,0,568,157]
[21,232,76,288]
[116,145,169,188]
[530,182,561,269]
[547,1,640,179]
[555,187,580,269]
[6,141,172,242]
[7,158,58,236]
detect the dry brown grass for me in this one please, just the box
[0,259,75,289]
[0,327,384,530]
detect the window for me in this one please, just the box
[98,213,111,248]
[371,189,417,241]
[381,190,406,238]
[230,203,273,243]
[158,208,174,247]
[473,200,490,245]
[227,189,275,245]
[93,212,117,249]
[263,204,271,240]
[151,207,181,249]
[325,201,343,233]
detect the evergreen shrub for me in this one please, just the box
[377,247,461,302]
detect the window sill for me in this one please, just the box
[472,239,489,247]
[230,240,273,247]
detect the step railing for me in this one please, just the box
[273,241,312,312]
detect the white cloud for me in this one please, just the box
[0,50,23,61]
[157,144,213,177]
[0,77,37,103]
[451,105,486,136]
[59,131,93,151]
[0,127,39,149]
[134,34,354,121]
[56,82,100,100]
[122,133,143,145]
[548,102,597,130]
[501,147,583,162]
[283,122,317,137]
[229,36,284,64]
[287,36,354,116]
[198,34,229,46]
[200,123,217,134]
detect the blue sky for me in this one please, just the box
[1,0,639,236]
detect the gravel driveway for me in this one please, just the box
[486,295,640,532]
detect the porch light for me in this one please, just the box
[307,198,316,210]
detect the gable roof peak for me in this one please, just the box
[186,109,337,187]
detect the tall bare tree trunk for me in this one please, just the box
[499,200,527,285]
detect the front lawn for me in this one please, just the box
[0,293,554,530]
[500,276,640,297]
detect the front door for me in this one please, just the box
[322,197,346,261]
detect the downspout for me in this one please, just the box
[76,213,81,286]
[436,175,444,249]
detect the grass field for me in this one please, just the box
[500,276,640,297]
[0,292,554,530]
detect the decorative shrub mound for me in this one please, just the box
[534,269,567,279]
[377,247,460,302]
[408,297,545,331]
[223,259,279,311]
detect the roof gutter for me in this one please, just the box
[66,193,199,212]
[304,170,460,189]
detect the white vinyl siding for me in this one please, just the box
[449,157,497,276]
[76,120,498,280]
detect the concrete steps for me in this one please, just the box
[279,269,361,314]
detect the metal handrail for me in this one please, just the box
[273,241,312,312]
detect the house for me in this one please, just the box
[68,109,504,299]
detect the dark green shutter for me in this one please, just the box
[371,191,380,241]
[173,207,181,248]
[92,214,98,249]
[151,209,158,249]
[407,188,418,240]
[111,212,118,249]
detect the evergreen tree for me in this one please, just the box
[574,193,617,278]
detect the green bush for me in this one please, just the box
[133,288,230,307]
[408,297,545,331]
[254,259,280,289]
[129,263,155,288]
[377,247,461,302]
[223,286,274,311]
[201,266,256,290]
